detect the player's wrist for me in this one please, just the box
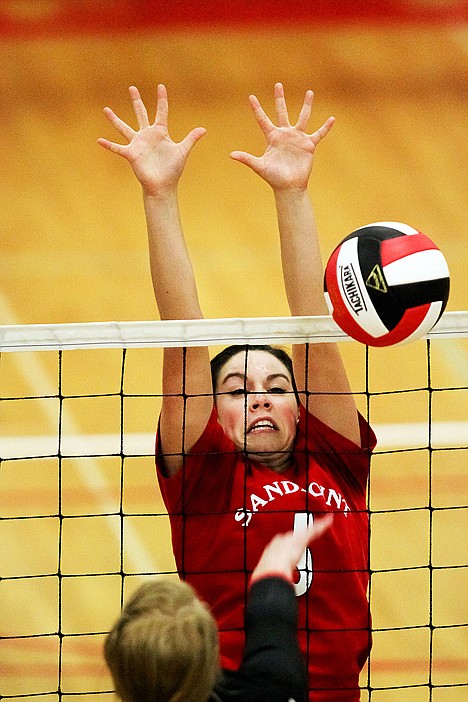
[273,183,309,198]
[142,182,179,200]
[250,571,294,588]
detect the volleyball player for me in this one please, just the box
[104,517,332,702]
[98,83,376,701]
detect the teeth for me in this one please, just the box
[250,421,275,432]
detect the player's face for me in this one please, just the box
[214,350,299,472]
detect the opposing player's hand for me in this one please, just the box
[251,514,333,583]
[230,82,334,192]
[98,84,206,197]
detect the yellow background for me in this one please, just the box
[0,16,467,702]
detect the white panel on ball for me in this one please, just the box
[336,237,389,336]
[383,249,450,286]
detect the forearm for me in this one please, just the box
[145,188,213,469]
[274,187,360,440]
[274,187,328,317]
[144,190,203,321]
[240,577,306,697]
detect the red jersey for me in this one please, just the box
[156,405,376,702]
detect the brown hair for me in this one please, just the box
[210,344,299,403]
[104,579,219,702]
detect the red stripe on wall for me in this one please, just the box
[0,1,466,38]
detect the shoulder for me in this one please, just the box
[295,406,376,491]
[156,408,241,510]
[156,405,234,477]
[296,405,376,452]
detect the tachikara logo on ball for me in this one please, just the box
[365,265,387,293]
[334,236,388,338]
[339,263,366,315]
[324,221,450,347]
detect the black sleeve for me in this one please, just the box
[213,577,307,702]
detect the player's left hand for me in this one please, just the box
[230,82,335,192]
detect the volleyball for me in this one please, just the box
[324,221,450,347]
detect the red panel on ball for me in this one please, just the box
[324,246,341,301]
[329,297,432,347]
[380,232,438,267]
[368,304,431,346]
[331,305,378,345]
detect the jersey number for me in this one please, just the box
[294,512,314,597]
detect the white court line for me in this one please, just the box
[373,421,468,450]
[1,422,467,460]
[0,294,157,575]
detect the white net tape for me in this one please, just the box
[1,311,468,352]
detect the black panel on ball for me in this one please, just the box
[341,225,403,245]
[391,277,450,313]
[356,234,404,331]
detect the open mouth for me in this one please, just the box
[248,419,277,433]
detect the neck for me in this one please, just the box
[247,451,293,473]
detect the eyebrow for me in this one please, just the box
[219,372,291,387]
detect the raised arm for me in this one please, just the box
[230,83,360,445]
[98,85,214,474]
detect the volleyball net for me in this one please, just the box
[1,313,467,702]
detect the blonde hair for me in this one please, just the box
[104,579,219,702]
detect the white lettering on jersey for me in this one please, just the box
[233,479,353,595]
[235,479,349,527]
